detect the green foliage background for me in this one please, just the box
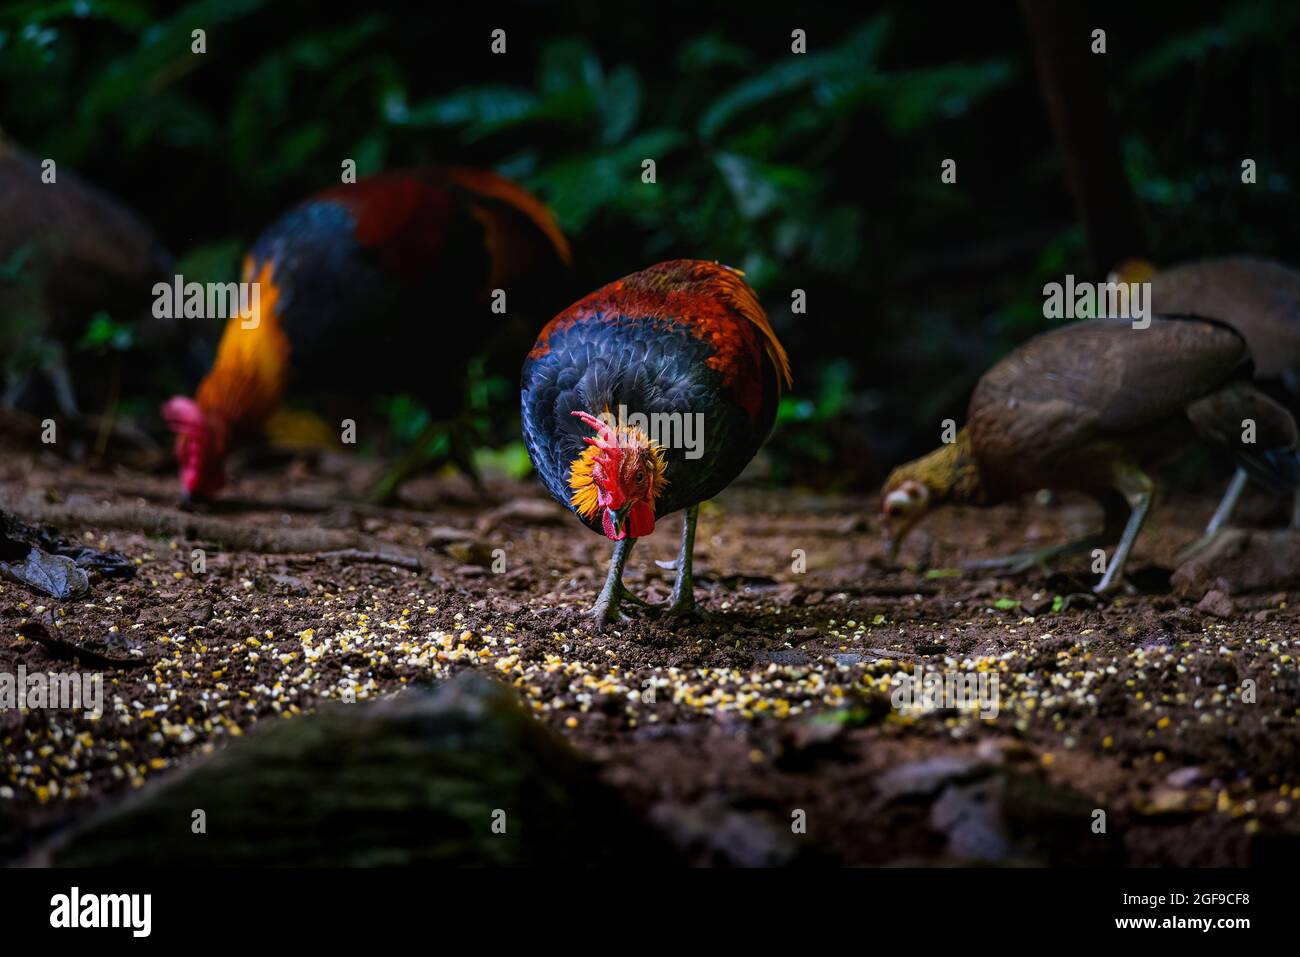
[2,0,1299,485]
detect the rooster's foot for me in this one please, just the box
[589,582,649,624]
[660,505,701,620]
[662,593,701,620]
[662,605,707,625]
[590,538,644,626]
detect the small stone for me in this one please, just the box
[1164,766,1205,789]
[875,756,989,803]
[975,738,1034,764]
[1196,590,1234,619]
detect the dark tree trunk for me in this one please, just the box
[1021,0,1148,277]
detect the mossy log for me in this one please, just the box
[30,674,666,867]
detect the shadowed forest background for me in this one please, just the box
[5,0,1300,873]
[5,0,1299,488]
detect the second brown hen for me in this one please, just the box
[881,316,1299,592]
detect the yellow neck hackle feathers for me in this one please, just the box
[569,420,668,519]
[195,258,290,434]
[885,427,984,506]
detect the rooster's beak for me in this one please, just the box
[602,504,632,540]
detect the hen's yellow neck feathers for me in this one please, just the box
[886,427,983,505]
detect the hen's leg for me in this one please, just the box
[1095,475,1153,594]
[962,535,1105,574]
[963,490,1127,575]
[1176,468,1248,562]
[1206,467,1248,536]
[666,505,699,616]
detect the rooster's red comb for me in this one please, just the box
[162,395,206,433]
[571,409,617,448]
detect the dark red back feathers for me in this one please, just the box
[521,260,791,534]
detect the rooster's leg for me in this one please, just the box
[666,504,699,615]
[591,537,638,624]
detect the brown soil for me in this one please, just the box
[3,431,1299,866]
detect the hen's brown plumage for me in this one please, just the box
[883,317,1299,591]
[968,317,1291,496]
[0,141,169,338]
[1142,257,1300,534]
[1148,258,1300,382]
[0,140,172,414]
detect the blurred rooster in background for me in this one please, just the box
[163,166,570,501]
[521,260,791,623]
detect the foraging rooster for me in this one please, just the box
[521,260,791,623]
[163,167,570,500]
[881,316,1299,593]
[1114,256,1300,540]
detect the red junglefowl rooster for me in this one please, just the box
[521,260,791,624]
[880,316,1299,593]
[163,166,570,501]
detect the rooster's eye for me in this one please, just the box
[634,469,645,484]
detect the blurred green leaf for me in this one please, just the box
[379,394,430,445]
[230,15,384,186]
[713,153,814,220]
[77,311,133,351]
[173,239,242,286]
[875,61,1016,134]
[597,65,641,144]
[538,36,601,97]
[388,85,540,131]
[0,244,36,283]
[677,32,754,73]
[82,0,264,123]
[1132,0,1297,82]
[4,1,151,29]
[698,15,893,140]
[530,128,687,230]
[473,441,534,480]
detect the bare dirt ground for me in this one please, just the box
[3,426,1299,866]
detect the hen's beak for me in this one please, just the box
[881,514,919,564]
[883,527,899,562]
